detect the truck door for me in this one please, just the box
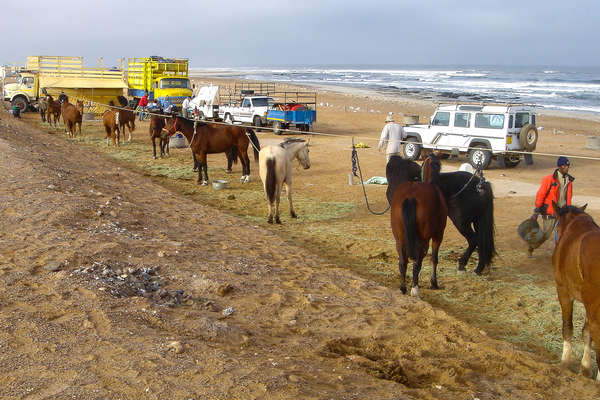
[427,111,452,149]
[241,98,252,120]
[20,75,36,100]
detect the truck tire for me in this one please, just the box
[273,121,282,135]
[469,145,492,170]
[253,116,262,131]
[519,123,538,151]
[402,137,422,161]
[497,154,520,168]
[224,113,234,124]
[11,96,28,112]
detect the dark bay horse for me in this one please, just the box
[387,156,495,275]
[45,95,61,127]
[149,112,169,159]
[552,202,600,379]
[166,117,260,185]
[390,156,448,297]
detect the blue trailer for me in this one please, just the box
[267,108,316,135]
[265,91,317,135]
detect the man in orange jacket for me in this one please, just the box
[531,156,574,244]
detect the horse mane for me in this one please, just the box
[279,138,306,148]
[421,155,441,185]
[558,205,587,217]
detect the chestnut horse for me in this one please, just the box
[45,95,61,127]
[552,202,600,379]
[390,155,448,297]
[166,117,260,185]
[259,138,310,224]
[60,96,83,138]
[149,111,169,159]
[102,107,121,146]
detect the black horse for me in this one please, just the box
[386,156,495,274]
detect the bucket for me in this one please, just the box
[169,133,187,148]
[212,179,228,190]
[83,112,95,121]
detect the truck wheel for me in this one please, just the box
[519,123,538,151]
[253,116,262,131]
[469,145,492,170]
[273,121,282,135]
[402,137,421,161]
[224,114,233,124]
[11,96,28,112]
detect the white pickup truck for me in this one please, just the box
[402,103,539,169]
[218,95,274,128]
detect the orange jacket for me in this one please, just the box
[535,170,574,216]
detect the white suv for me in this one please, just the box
[402,104,539,169]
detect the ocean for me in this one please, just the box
[189,65,600,115]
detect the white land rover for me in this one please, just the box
[403,104,539,169]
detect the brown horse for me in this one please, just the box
[166,117,260,185]
[102,108,121,146]
[60,97,83,138]
[118,108,136,142]
[45,95,61,127]
[390,155,448,297]
[149,111,169,159]
[552,202,600,379]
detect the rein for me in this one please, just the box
[351,143,391,215]
[449,166,486,200]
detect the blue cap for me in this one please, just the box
[557,156,570,167]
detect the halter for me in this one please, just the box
[168,116,179,136]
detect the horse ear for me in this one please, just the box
[551,201,560,216]
[581,203,588,211]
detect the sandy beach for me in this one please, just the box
[1,74,600,398]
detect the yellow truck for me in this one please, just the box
[2,56,127,113]
[126,57,192,106]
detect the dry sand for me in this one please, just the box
[1,77,600,399]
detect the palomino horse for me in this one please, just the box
[387,156,495,274]
[389,155,448,297]
[552,202,600,379]
[45,95,61,127]
[166,117,260,185]
[102,107,121,146]
[259,138,310,224]
[149,111,169,159]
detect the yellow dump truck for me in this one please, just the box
[2,56,127,113]
[126,56,192,106]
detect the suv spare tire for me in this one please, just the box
[402,137,422,161]
[519,123,538,151]
[469,145,492,170]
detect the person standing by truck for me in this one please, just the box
[138,91,148,121]
[181,96,191,119]
[378,114,407,163]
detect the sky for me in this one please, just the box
[1,0,599,68]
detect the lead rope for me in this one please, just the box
[449,164,486,200]
[352,141,391,215]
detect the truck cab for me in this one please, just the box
[3,72,38,111]
[152,77,192,106]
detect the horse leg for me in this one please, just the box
[202,162,209,186]
[430,237,442,290]
[275,182,283,224]
[152,136,157,159]
[240,149,251,183]
[410,254,423,298]
[557,287,574,366]
[267,200,274,224]
[226,151,233,173]
[284,180,296,218]
[397,243,408,294]
[192,153,198,172]
[455,220,477,272]
[581,317,593,377]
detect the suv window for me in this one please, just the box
[515,113,530,128]
[242,99,251,107]
[432,112,450,126]
[475,113,505,129]
[454,112,470,128]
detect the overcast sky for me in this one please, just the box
[1,0,599,68]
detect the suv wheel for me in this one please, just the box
[469,145,492,170]
[402,137,422,161]
[519,123,538,151]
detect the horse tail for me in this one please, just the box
[402,197,419,260]
[476,181,496,269]
[266,158,276,204]
[228,147,239,165]
[246,128,261,161]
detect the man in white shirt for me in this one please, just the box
[181,96,191,119]
[378,114,407,162]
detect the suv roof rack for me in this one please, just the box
[437,100,537,108]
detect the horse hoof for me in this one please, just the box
[429,282,440,290]
[153,156,157,159]
[410,287,420,298]
[473,269,483,276]
[226,169,232,173]
[267,217,273,224]
[290,211,297,218]
[275,217,281,224]
[202,181,208,186]
[400,286,407,295]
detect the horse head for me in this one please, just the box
[421,154,442,184]
[76,100,84,113]
[165,116,181,136]
[297,141,311,170]
[58,93,68,104]
[553,202,589,240]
